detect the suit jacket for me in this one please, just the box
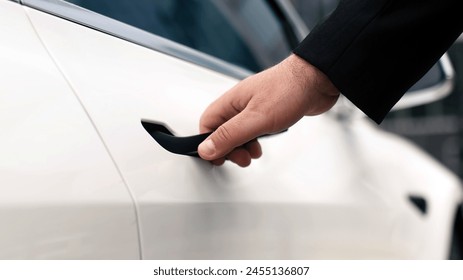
[293,0,463,124]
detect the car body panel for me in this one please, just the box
[0,1,139,259]
[24,5,463,259]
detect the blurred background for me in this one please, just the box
[291,0,463,179]
[381,42,463,177]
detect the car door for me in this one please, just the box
[22,0,459,259]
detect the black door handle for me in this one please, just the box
[141,119,286,158]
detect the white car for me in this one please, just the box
[1,0,462,259]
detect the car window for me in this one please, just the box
[65,0,292,72]
[290,0,338,29]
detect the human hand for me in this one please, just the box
[198,54,340,167]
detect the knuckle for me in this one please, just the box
[214,125,234,143]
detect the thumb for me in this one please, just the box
[198,110,266,160]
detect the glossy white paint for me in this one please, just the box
[7,2,462,259]
[0,1,139,259]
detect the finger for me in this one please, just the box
[226,148,252,167]
[199,83,251,133]
[244,139,262,159]
[209,140,260,167]
[211,158,225,166]
[198,109,267,160]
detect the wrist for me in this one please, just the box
[283,54,340,115]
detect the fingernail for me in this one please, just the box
[199,139,216,157]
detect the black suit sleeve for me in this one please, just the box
[293,0,463,124]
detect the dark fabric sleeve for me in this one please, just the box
[293,0,463,124]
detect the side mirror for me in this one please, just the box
[391,54,455,111]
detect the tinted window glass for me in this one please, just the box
[290,0,338,29]
[66,0,292,72]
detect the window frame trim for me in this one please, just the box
[20,0,254,80]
